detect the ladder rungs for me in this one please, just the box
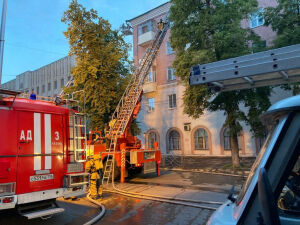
[75,113,85,116]
[74,125,85,127]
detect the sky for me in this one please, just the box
[0,0,169,84]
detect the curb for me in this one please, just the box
[161,168,249,178]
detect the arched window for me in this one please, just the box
[168,130,181,150]
[194,128,208,150]
[223,127,242,150]
[148,131,158,149]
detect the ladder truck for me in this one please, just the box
[0,89,89,219]
[189,44,300,225]
[87,19,170,184]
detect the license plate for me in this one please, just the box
[30,174,54,182]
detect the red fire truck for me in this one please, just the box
[0,89,88,219]
[87,96,161,180]
[86,20,170,184]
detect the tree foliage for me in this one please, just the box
[62,0,132,130]
[170,0,271,168]
[264,0,300,48]
[264,0,300,95]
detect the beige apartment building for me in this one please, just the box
[2,0,290,158]
[128,0,289,157]
[2,55,74,97]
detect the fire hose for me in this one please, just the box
[83,192,106,225]
[104,159,223,210]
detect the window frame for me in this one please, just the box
[148,98,155,112]
[146,130,159,149]
[48,82,51,91]
[54,80,57,90]
[138,20,153,36]
[222,127,243,151]
[194,128,209,150]
[168,94,177,109]
[167,129,181,151]
[167,42,175,55]
[249,8,265,29]
[167,67,176,81]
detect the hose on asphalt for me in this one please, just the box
[83,192,106,225]
[104,159,222,210]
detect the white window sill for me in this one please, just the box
[250,24,264,29]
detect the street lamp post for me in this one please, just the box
[0,0,8,87]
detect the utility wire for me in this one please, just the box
[5,42,67,56]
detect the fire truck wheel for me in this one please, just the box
[128,166,143,177]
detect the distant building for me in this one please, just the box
[2,55,74,97]
[128,0,289,157]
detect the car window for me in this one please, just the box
[278,156,300,215]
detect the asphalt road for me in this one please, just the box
[0,170,245,225]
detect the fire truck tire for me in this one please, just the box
[128,166,142,177]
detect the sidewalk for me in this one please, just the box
[160,155,255,178]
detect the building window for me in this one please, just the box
[167,42,175,55]
[37,86,39,95]
[138,20,153,35]
[42,85,45,93]
[61,78,64,87]
[54,80,57,90]
[250,8,264,28]
[223,127,242,150]
[148,98,155,112]
[48,82,51,91]
[147,71,156,82]
[19,83,23,89]
[255,132,268,154]
[167,67,176,81]
[168,130,181,151]
[194,128,209,150]
[252,40,267,52]
[147,131,158,149]
[168,94,177,109]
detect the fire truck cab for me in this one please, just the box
[0,89,88,219]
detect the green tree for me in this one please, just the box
[170,0,271,168]
[62,0,131,130]
[264,0,300,95]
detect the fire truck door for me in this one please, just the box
[17,112,64,194]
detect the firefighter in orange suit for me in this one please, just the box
[157,19,165,31]
[85,154,104,200]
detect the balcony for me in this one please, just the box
[138,31,155,46]
[143,82,157,93]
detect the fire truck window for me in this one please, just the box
[277,156,300,215]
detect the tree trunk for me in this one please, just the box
[293,83,299,96]
[231,134,240,169]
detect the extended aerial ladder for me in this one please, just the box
[189,44,300,91]
[102,19,170,184]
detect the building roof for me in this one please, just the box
[128,2,170,27]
